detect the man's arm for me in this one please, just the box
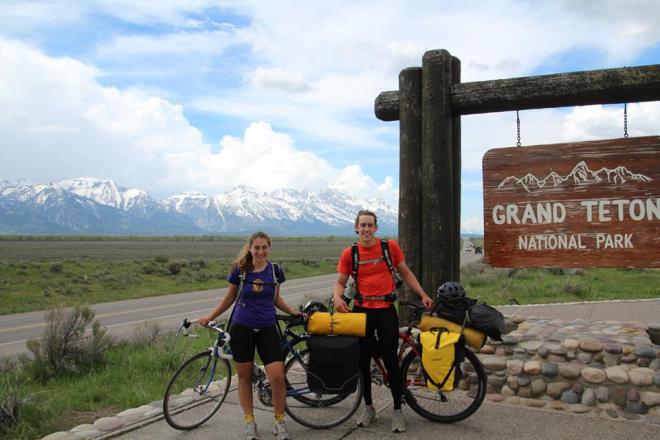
[332,272,351,313]
[397,261,433,309]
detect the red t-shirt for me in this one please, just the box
[337,239,404,308]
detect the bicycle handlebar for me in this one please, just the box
[176,318,226,338]
[276,314,306,327]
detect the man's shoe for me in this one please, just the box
[273,420,290,440]
[244,421,260,440]
[391,409,406,433]
[356,405,376,427]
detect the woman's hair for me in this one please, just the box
[354,209,378,227]
[233,231,272,273]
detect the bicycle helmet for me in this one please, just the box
[302,300,329,315]
[435,281,466,300]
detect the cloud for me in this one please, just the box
[248,67,310,92]
[164,122,398,204]
[0,39,207,193]
[560,102,660,141]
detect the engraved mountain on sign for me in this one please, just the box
[497,161,652,192]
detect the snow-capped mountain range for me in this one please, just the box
[497,161,652,193]
[0,178,401,235]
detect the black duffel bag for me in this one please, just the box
[306,335,360,394]
[433,281,504,342]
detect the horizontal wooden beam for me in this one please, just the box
[375,64,660,121]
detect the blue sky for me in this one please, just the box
[1,0,659,233]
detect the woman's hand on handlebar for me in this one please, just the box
[198,316,212,327]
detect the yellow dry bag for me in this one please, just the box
[417,315,486,349]
[420,329,464,391]
[307,312,366,337]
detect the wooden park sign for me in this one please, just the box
[483,136,659,268]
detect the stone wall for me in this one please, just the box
[478,316,660,422]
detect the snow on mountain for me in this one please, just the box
[0,178,406,235]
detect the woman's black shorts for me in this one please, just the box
[228,323,284,365]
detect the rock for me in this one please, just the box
[621,345,633,355]
[604,343,622,354]
[570,404,592,413]
[605,408,619,418]
[621,412,641,420]
[92,417,124,432]
[563,338,579,350]
[144,407,163,418]
[502,335,521,345]
[522,398,546,408]
[655,372,660,387]
[611,386,628,407]
[480,345,495,354]
[489,376,506,387]
[71,430,102,440]
[495,347,508,357]
[117,407,148,425]
[501,385,516,396]
[524,360,542,375]
[620,354,637,363]
[547,382,571,399]
[560,390,579,404]
[481,355,508,370]
[488,394,506,402]
[624,402,647,415]
[641,391,660,407]
[634,345,656,358]
[507,376,518,389]
[626,388,640,402]
[579,340,603,352]
[596,386,610,403]
[517,376,531,387]
[581,388,596,406]
[70,425,94,432]
[548,401,566,411]
[550,347,568,356]
[649,358,660,370]
[577,353,593,364]
[637,357,651,368]
[629,367,654,386]
[542,363,558,378]
[520,340,542,351]
[602,354,620,367]
[572,383,584,395]
[605,367,629,385]
[547,354,565,363]
[531,378,546,396]
[537,346,550,358]
[506,359,524,375]
[518,385,532,398]
[581,367,606,383]
[559,363,582,379]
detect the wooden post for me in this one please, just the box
[398,67,422,324]
[451,56,462,282]
[421,49,456,297]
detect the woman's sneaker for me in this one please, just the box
[391,409,406,433]
[357,406,376,427]
[273,420,290,440]
[244,421,260,440]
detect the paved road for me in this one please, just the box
[0,252,484,358]
[0,274,337,358]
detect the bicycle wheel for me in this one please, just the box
[283,348,362,429]
[401,348,486,423]
[163,350,232,430]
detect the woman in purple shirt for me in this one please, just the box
[200,231,299,440]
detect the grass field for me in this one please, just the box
[0,236,657,315]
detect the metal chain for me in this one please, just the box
[623,103,629,138]
[516,110,521,147]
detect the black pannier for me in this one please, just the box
[306,335,360,394]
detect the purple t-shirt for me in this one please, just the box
[228,261,285,328]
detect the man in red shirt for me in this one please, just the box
[332,209,433,433]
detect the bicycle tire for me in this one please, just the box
[401,348,486,423]
[163,350,231,430]
[283,348,362,429]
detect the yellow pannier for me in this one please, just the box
[420,329,463,391]
[417,315,486,349]
[307,312,366,337]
